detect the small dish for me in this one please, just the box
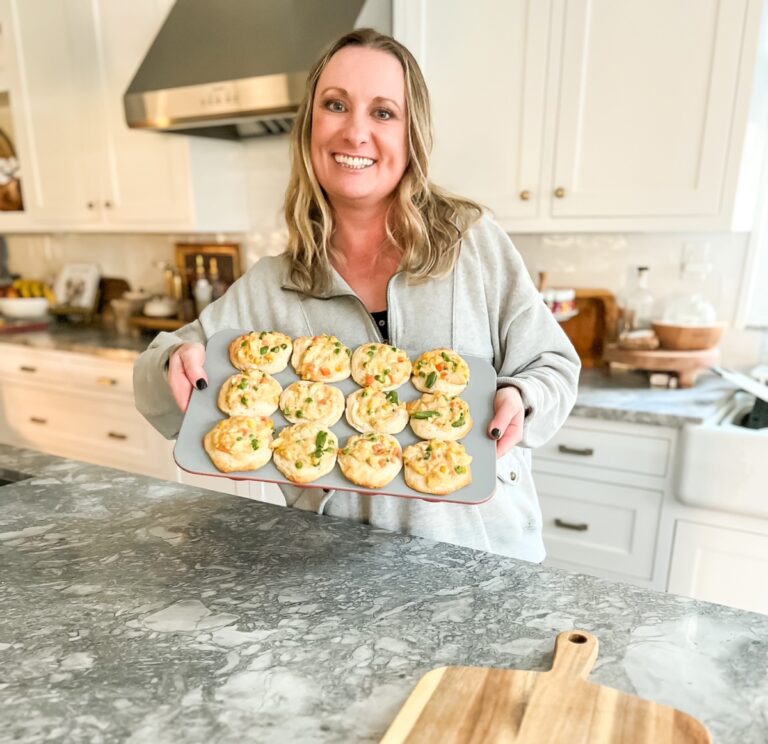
[0,296,49,319]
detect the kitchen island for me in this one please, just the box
[2,444,767,743]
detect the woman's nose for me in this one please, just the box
[342,111,369,146]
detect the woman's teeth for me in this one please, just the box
[334,154,375,169]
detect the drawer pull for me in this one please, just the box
[97,377,119,386]
[558,444,594,457]
[19,365,37,373]
[554,518,589,532]
[30,416,47,425]
[107,432,128,440]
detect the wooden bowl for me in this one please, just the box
[651,321,725,351]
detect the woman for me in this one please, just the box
[133,29,580,562]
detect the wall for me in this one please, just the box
[4,133,763,366]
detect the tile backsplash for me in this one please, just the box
[5,227,761,367]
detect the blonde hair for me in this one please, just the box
[283,28,482,295]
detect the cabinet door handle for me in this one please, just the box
[104,200,112,209]
[87,201,96,209]
[558,444,594,457]
[107,432,128,440]
[554,518,589,532]
[19,365,37,373]
[554,187,566,198]
[96,377,118,386]
[30,416,47,425]
[519,189,531,201]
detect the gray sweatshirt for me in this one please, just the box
[133,215,580,562]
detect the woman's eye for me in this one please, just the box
[374,108,393,121]
[325,99,346,113]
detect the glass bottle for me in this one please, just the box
[193,254,212,316]
[209,257,228,301]
[620,266,655,337]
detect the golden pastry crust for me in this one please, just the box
[291,335,352,382]
[411,348,470,395]
[229,331,292,373]
[402,440,472,495]
[345,387,408,434]
[203,415,275,473]
[350,343,412,390]
[338,433,403,489]
[279,381,345,426]
[272,422,338,484]
[407,392,473,440]
[217,371,282,417]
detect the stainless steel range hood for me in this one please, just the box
[124,0,388,140]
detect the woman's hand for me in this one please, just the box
[168,342,207,413]
[488,386,525,458]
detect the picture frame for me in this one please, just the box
[174,243,242,298]
[53,262,101,311]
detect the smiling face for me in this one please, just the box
[310,45,408,211]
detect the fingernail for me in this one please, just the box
[491,427,501,439]
[196,378,208,391]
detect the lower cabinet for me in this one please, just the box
[667,520,768,615]
[533,417,676,590]
[0,343,175,481]
[177,469,286,505]
[537,472,662,581]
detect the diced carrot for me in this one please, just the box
[365,374,375,385]
[436,363,444,371]
[320,367,331,376]
[379,458,387,467]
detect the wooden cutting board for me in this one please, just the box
[381,630,711,744]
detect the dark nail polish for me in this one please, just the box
[196,378,208,391]
[491,427,501,439]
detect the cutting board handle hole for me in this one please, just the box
[568,633,588,644]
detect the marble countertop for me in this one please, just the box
[0,322,149,360]
[0,325,741,425]
[2,444,767,743]
[574,368,739,427]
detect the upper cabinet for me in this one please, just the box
[394,0,767,232]
[0,0,249,232]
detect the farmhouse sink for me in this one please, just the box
[677,391,768,518]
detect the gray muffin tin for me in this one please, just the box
[175,328,498,505]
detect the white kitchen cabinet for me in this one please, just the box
[400,0,550,223]
[0,0,248,232]
[0,343,176,480]
[394,0,766,232]
[537,471,662,580]
[532,416,678,589]
[667,520,768,615]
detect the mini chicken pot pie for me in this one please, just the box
[218,371,282,417]
[203,415,275,473]
[272,422,338,484]
[407,392,473,441]
[345,387,408,434]
[402,440,472,495]
[411,348,470,395]
[229,331,292,373]
[350,343,412,390]
[291,334,352,382]
[338,433,403,489]
[279,380,345,426]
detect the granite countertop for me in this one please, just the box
[574,368,739,427]
[2,444,767,743]
[0,322,150,360]
[0,325,741,425]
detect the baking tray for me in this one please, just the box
[175,328,498,505]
